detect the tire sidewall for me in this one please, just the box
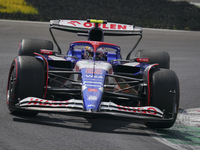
[145,68,180,128]
[7,56,46,113]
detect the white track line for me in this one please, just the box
[146,108,200,150]
[0,19,48,24]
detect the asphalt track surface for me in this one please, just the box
[0,20,200,150]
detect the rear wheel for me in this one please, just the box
[145,69,179,128]
[135,50,170,69]
[7,56,45,116]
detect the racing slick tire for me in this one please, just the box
[145,68,179,128]
[135,50,170,69]
[6,56,45,116]
[18,39,53,56]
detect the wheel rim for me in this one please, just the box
[7,67,17,107]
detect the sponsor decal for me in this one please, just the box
[85,75,103,79]
[61,20,133,31]
[117,105,159,115]
[146,107,157,115]
[27,102,68,106]
[83,81,103,85]
[88,96,97,101]
[86,68,102,74]
[20,98,83,107]
[48,56,66,61]
[67,21,81,26]
[25,98,70,106]
[85,84,101,88]
[135,58,149,63]
[40,49,54,55]
[88,88,97,92]
[122,62,140,67]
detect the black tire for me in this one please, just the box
[145,69,179,128]
[135,50,170,69]
[7,56,45,116]
[18,39,53,56]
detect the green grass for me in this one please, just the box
[0,0,38,14]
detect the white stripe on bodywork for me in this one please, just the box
[122,62,140,67]
[48,56,66,61]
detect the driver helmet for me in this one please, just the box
[84,46,94,60]
[96,47,105,58]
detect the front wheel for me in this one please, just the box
[7,56,45,116]
[145,69,179,128]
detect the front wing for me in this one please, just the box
[13,97,174,122]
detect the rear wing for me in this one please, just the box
[49,19,142,59]
[50,19,142,35]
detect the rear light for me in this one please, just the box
[134,57,149,63]
[40,49,55,55]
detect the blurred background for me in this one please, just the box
[0,0,200,31]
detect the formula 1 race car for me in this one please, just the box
[7,19,179,128]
